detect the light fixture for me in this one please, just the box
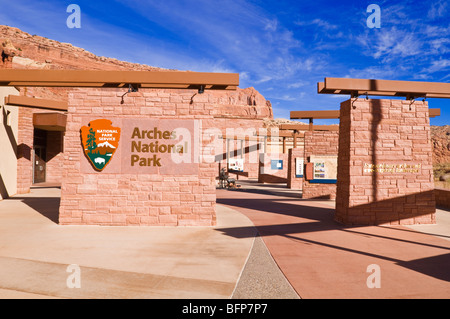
[128,84,138,93]
[198,85,205,94]
[120,84,139,104]
[6,110,12,126]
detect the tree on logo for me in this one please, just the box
[86,128,97,153]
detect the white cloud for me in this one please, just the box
[427,0,448,19]
[288,81,308,89]
[295,18,338,30]
[264,19,278,32]
[267,94,296,101]
[255,75,273,84]
[358,27,422,62]
[428,59,450,73]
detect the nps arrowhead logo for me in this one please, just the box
[81,119,121,171]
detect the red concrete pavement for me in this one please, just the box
[216,187,450,299]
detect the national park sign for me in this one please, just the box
[80,118,199,175]
[81,119,121,171]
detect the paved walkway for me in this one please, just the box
[0,184,298,299]
[0,186,258,299]
[217,180,450,299]
[1,181,449,299]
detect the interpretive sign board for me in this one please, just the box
[228,158,244,172]
[295,158,304,178]
[309,155,337,183]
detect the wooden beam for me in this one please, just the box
[220,135,263,142]
[430,108,440,117]
[254,131,305,138]
[318,78,450,98]
[33,113,67,131]
[279,124,339,131]
[325,77,450,95]
[290,110,340,119]
[5,95,68,111]
[0,69,239,90]
[278,130,305,138]
[291,108,440,118]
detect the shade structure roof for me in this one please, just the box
[317,78,450,99]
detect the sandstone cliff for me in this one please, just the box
[0,25,273,119]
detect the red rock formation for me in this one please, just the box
[0,25,273,121]
[431,125,450,164]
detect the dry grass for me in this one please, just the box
[434,163,450,190]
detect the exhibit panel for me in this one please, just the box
[302,131,339,199]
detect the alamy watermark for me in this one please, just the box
[67,4,81,29]
[366,264,381,288]
[66,264,81,289]
[366,4,381,28]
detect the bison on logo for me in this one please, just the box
[81,119,121,171]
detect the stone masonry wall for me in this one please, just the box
[46,131,64,183]
[59,88,228,226]
[16,107,33,193]
[335,99,435,225]
[435,188,450,210]
[287,147,304,190]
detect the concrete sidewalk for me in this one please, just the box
[0,186,260,299]
[217,181,450,299]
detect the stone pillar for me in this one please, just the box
[335,98,435,225]
[16,107,33,193]
[287,147,304,190]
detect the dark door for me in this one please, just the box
[34,145,46,184]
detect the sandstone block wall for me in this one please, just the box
[435,188,450,210]
[335,99,435,225]
[303,131,339,199]
[59,88,228,226]
[287,147,304,190]
[16,107,34,193]
[45,131,64,183]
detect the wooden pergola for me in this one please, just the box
[4,95,68,111]
[1,69,239,131]
[290,109,441,119]
[317,77,450,99]
[0,69,239,90]
[280,123,339,131]
[252,130,306,153]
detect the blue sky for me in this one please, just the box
[1,0,449,125]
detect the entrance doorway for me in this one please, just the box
[33,129,47,184]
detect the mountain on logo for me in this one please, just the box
[97,141,116,149]
[81,119,121,172]
[92,141,116,156]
